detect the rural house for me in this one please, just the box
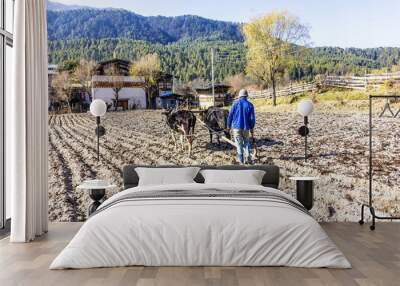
[195,84,232,109]
[92,59,147,110]
[156,73,175,109]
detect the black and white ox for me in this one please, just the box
[163,109,197,156]
[200,107,230,144]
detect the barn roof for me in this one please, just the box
[97,58,131,67]
[95,58,131,76]
[195,84,231,93]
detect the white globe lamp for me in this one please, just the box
[90,99,107,161]
[297,99,314,117]
[90,99,107,117]
[297,99,314,161]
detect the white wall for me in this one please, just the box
[92,87,147,109]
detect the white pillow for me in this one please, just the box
[200,169,266,185]
[135,167,200,186]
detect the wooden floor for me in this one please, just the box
[0,223,399,286]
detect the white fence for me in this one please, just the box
[324,72,400,90]
[248,82,316,99]
[247,72,400,99]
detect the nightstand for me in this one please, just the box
[289,177,319,210]
[77,180,117,215]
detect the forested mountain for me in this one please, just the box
[46,3,400,82]
[47,9,243,43]
[287,47,400,80]
[46,1,93,11]
[48,38,400,82]
[49,39,245,82]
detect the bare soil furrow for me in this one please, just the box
[48,110,400,222]
[71,117,183,165]
[48,129,81,221]
[59,124,124,178]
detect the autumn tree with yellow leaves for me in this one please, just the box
[130,53,162,108]
[243,12,309,106]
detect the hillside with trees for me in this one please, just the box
[48,39,246,82]
[48,38,400,83]
[47,6,400,84]
[47,9,243,43]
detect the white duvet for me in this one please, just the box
[50,183,351,269]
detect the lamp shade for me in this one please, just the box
[90,99,107,117]
[297,99,314,117]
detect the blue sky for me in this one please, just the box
[54,0,400,48]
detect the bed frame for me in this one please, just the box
[123,165,280,190]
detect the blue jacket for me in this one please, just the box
[227,97,255,130]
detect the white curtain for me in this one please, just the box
[8,0,49,242]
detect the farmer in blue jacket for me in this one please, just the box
[227,89,256,164]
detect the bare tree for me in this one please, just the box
[75,59,96,99]
[105,64,125,109]
[52,71,73,112]
[129,53,162,109]
[243,11,310,106]
[225,73,248,96]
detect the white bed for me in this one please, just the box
[50,183,351,269]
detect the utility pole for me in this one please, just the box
[211,48,215,106]
[364,67,367,90]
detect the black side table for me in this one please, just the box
[289,177,319,210]
[87,189,106,215]
[78,181,116,215]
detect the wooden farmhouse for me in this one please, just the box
[195,84,232,109]
[156,73,174,109]
[92,59,147,110]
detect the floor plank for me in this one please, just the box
[0,222,399,286]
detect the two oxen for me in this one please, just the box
[163,107,229,156]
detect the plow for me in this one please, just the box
[164,108,258,163]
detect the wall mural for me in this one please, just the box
[46,7,400,223]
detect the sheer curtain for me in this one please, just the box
[8,0,48,242]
